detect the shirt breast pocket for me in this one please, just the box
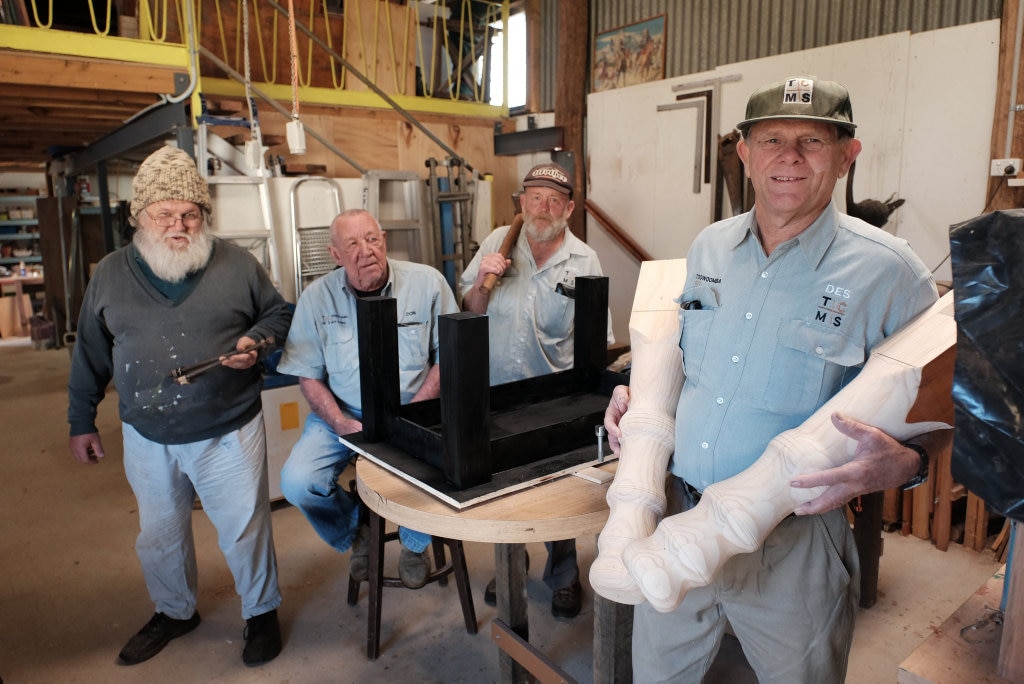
[324,321,357,376]
[537,293,573,339]
[765,321,865,415]
[397,322,430,371]
[677,285,717,381]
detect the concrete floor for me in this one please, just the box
[0,339,1004,683]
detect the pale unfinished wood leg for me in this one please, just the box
[593,266,955,612]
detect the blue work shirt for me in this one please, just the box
[673,202,937,489]
[460,225,614,385]
[278,259,459,409]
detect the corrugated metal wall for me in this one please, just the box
[539,0,1002,111]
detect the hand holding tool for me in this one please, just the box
[170,336,275,385]
[479,213,524,295]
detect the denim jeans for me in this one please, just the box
[122,413,281,620]
[279,413,430,553]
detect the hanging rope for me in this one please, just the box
[241,0,263,148]
[287,0,300,118]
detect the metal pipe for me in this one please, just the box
[1006,3,1024,158]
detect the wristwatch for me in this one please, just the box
[901,442,930,490]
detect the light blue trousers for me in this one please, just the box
[279,413,430,553]
[122,414,281,620]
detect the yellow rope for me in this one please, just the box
[27,0,54,29]
[85,0,114,36]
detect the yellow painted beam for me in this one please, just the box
[0,25,189,68]
[199,78,508,119]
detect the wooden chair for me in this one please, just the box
[346,507,477,659]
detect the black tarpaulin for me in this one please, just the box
[949,209,1024,524]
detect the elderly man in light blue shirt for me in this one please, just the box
[461,162,614,619]
[279,209,459,589]
[605,78,945,683]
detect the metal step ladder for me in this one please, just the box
[362,170,430,266]
[290,177,342,297]
[194,105,282,290]
[425,156,475,292]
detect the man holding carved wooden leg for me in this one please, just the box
[601,78,948,682]
[461,162,614,619]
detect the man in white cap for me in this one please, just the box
[461,161,614,619]
[68,145,292,666]
[603,77,947,681]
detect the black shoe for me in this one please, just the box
[551,581,582,619]
[349,524,370,582]
[117,611,201,665]
[242,609,282,665]
[483,551,529,606]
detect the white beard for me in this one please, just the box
[525,215,568,242]
[133,224,213,283]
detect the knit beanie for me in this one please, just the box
[130,145,212,217]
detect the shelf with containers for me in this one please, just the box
[0,195,44,269]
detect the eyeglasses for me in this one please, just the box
[144,209,204,228]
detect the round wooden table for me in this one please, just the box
[355,457,629,683]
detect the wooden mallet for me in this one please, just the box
[479,213,524,295]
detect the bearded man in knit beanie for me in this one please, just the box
[67,145,292,666]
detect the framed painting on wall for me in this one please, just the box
[592,14,666,92]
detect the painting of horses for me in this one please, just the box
[593,15,666,92]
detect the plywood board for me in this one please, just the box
[898,566,1012,684]
[0,294,31,338]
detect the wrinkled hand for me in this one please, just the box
[70,433,105,465]
[476,252,511,284]
[603,384,631,454]
[791,411,924,515]
[220,336,260,370]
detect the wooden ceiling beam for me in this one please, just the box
[0,50,184,94]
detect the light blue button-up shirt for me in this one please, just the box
[279,259,459,410]
[672,202,937,489]
[461,225,614,385]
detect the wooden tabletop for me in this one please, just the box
[355,457,616,544]
[0,275,44,287]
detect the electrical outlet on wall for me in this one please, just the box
[990,158,1022,176]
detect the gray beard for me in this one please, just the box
[133,226,213,282]
[525,216,567,242]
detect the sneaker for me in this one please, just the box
[242,609,282,665]
[483,550,529,606]
[117,611,201,665]
[398,547,430,589]
[551,581,582,619]
[350,524,370,582]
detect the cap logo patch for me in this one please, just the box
[530,167,569,184]
[783,78,814,105]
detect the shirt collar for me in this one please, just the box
[342,258,394,297]
[730,201,839,270]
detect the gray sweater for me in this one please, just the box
[68,240,292,444]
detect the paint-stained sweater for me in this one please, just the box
[67,240,292,444]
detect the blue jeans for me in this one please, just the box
[280,413,430,553]
[122,414,281,620]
